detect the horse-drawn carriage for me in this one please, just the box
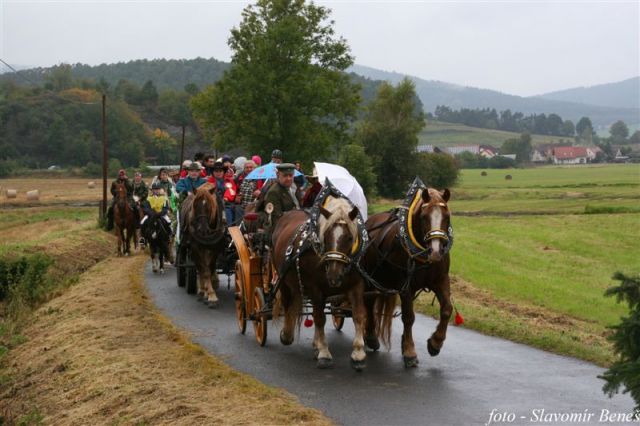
[227,202,353,347]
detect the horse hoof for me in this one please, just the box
[403,356,419,368]
[160,269,165,274]
[197,293,205,301]
[427,338,441,357]
[365,336,380,351]
[351,359,366,372]
[207,301,218,309]
[280,330,294,346]
[317,358,334,369]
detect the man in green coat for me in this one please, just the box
[262,163,301,232]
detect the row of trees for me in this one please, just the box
[432,105,592,138]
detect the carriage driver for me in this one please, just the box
[175,162,208,199]
[106,169,135,231]
[261,163,301,232]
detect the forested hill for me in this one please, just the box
[537,77,640,110]
[349,64,640,127]
[1,57,386,107]
[2,58,231,91]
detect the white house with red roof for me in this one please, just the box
[551,146,589,164]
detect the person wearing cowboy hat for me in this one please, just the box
[176,162,208,200]
[106,169,134,230]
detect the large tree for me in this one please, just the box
[500,132,532,164]
[356,78,425,197]
[191,0,359,164]
[609,120,629,143]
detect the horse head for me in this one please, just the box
[192,183,219,235]
[415,188,451,263]
[317,197,359,288]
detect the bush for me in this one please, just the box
[0,255,52,305]
[600,272,640,412]
[338,143,377,197]
[0,159,19,177]
[414,153,459,189]
[84,161,102,177]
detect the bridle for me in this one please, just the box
[422,202,450,245]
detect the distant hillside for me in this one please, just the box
[537,77,640,110]
[349,64,640,127]
[1,58,231,91]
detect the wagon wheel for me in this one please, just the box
[332,314,345,331]
[234,260,247,334]
[253,287,268,346]
[176,245,186,288]
[185,251,198,295]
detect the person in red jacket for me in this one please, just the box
[223,167,237,225]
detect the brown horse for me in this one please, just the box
[113,182,137,256]
[361,185,453,368]
[272,196,368,370]
[180,183,225,306]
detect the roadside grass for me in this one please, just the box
[369,164,640,366]
[419,120,571,148]
[0,255,331,425]
[0,178,102,206]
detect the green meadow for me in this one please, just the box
[419,120,573,148]
[372,164,640,365]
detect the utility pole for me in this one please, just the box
[179,125,186,173]
[101,94,108,218]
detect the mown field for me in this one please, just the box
[419,120,575,148]
[373,163,640,365]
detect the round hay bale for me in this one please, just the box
[481,171,487,176]
[26,190,40,201]
[505,174,513,180]
[88,181,96,189]
[6,189,17,199]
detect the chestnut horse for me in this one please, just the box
[361,184,453,368]
[180,183,225,306]
[113,182,136,256]
[272,196,368,370]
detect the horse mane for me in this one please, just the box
[193,183,218,225]
[317,196,358,244]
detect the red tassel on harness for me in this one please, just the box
[454,309,464,326]
[304,318,314,328]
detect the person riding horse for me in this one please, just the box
[260,163,301,232]
[141,182,172,234]
[132,172,149,203]
[107,169,136,231]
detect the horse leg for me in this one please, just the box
[400,291,419,368]
[348,282,367,371]
[116,226,123,256]
[312,299,333,369]
[151,245,158,273]
[200,253,218,308]
[159,243,165,274]
[364,295,380,351]
[427,275,453,357]
[279,281,299,346]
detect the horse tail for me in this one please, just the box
[376,293,398,349]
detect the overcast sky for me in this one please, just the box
[1,1,638,96]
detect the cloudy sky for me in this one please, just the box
[1,1,638,96]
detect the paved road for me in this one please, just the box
[145,264,637,426]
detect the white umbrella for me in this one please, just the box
[313,162,368,222]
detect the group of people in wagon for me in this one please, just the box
[106,148,317,256]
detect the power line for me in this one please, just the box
[0,58,101,105]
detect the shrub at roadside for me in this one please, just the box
[600,272,640,412]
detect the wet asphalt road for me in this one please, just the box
[144,263,637,426]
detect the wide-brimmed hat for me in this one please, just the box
[186,162,202,171]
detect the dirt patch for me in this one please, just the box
[0,255,331,425]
